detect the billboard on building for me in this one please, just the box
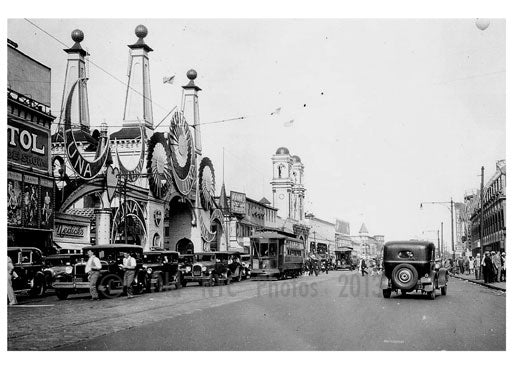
[335,219,350,235]
[230,191,246,215]
[40,178,54,229]
[8,45,51,107]
[8,119,50,173]
[22,174,40,228]
[7,171,23,226]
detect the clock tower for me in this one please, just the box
[270,147,293,219]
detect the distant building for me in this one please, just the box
[350,223,384,258]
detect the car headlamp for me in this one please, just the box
[185,266,191,273]
[147,268,153,274]
[65,266,73,274]
[201,266,207,272]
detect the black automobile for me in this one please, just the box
[216,251,244,282]
[142,250,184,292]
[52,244,144,300]
[8,247,47,297]
[380,241,448,299]
[182,252,231,286]
[43,253,84,291]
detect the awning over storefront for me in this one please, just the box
[53,241,88,251]
[338,246,353,252]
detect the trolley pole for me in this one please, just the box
[480,166,485,258]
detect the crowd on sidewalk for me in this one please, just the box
[444,252,506,284]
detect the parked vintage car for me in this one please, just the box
[8,247,47,297]
[52,244,144,300]
[219,251,244,282]
[380,241,448,299]
[142,250,184,292]
[43,253,84,290]
[182,252,231,286]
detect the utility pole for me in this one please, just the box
[480,166,485,258]
[441,222,444,258]
[450,197,455,259]
[437,229,440,258]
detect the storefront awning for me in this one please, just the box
[338,246,353,251]
[53,241,88,251]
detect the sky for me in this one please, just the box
[6,17,506,244]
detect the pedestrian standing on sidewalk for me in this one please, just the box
[482,252,493,283]
[474,253,481,280]
[492,251,501,282]
[7,256,18,306]
[464,255,470,275]
[361,259,368,277]
[500,252,506,282]
[85,249,102,300]
[469,256,474,276]
[121,251,136,298]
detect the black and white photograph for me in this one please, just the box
[3,0,511,360]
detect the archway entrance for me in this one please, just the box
[166,196,194,251]
[209,219,223,251]
[176,238,194,254]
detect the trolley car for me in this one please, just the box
[250,232,304,280]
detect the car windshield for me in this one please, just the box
[143,254,161,263]
[196,254,213,262]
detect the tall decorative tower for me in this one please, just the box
[270,147,293,219]
[122,25,154,131]
[61,29,90,133]
[182,69,202,156]
[291,155,305,221]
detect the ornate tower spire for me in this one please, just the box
[181,69,202,156]
[123,24,154,130]
[61,29,90,133]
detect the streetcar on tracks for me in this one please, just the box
[250,232,304,280]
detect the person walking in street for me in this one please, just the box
[469,256,474,277]
[8,256,18,306]
[500,252,506,282]
[361,259,368,277]
[121,251,136,298]
[85,249,102,301]
[474,253,481,280]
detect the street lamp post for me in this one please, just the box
[420,199,455,259]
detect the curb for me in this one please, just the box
[450,274,506,292]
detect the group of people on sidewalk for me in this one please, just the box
[447,251,506,284]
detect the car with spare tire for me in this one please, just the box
[380,240,448,299]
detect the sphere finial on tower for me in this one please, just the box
[71,29,84,43]
[187,69,197,81]
[135,24,148,39]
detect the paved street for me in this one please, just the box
[8,271,505,351]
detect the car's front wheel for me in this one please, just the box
[383,289,392,298]
[55,289,68,300]
[154,275,163,292]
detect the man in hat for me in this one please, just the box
[474,253,481,280]
[482,251,493,283]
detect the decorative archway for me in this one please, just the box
[167,195,194,251]
[176,238,194,254]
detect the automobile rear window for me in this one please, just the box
[398,250,415,259]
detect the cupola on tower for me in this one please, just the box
[271,147,306,221]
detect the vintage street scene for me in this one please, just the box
[5,15,506,354]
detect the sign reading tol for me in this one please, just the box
[7,121,49,171]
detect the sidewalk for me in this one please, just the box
[451,273,506,292]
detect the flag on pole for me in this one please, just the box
[163,75,175,84]
[283,119,294,127]
[270,107,282,116]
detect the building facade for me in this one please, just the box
[7,39,56,254]
[468,161,506,255]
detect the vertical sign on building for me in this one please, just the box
[22,174,40,228]
[7,171,23,226]
[40,178,54,229]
